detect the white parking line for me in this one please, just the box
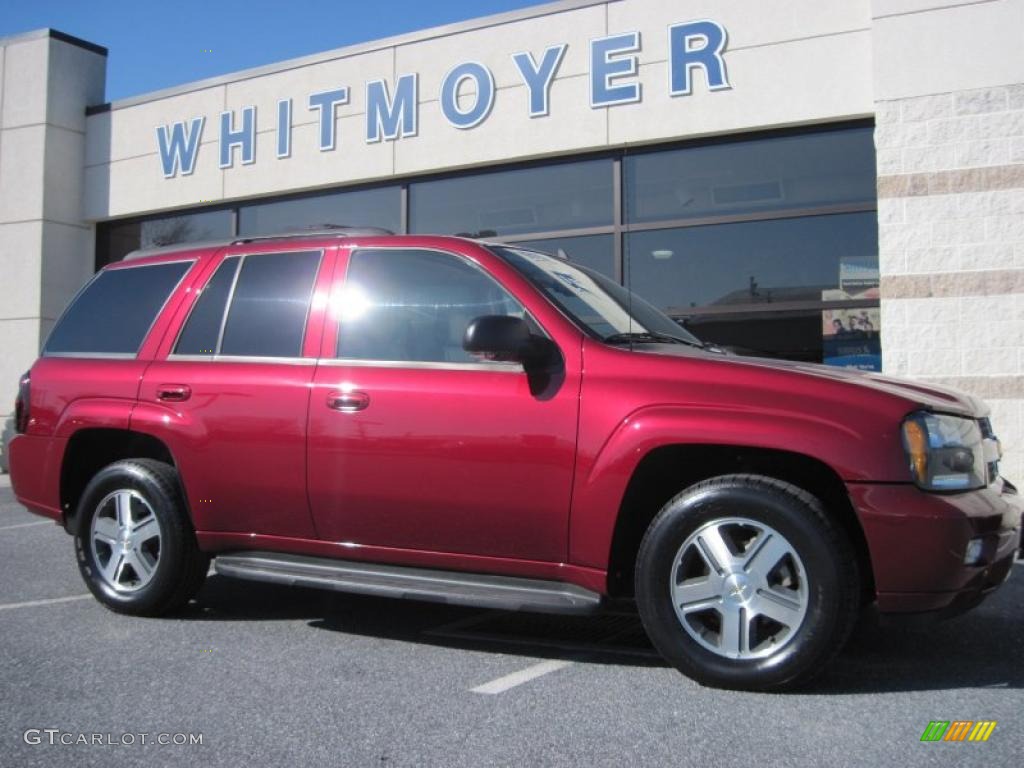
[0,520,53,532]
[0,594,92,612]
[471,659,573,695]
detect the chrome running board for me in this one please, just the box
[214,551,604,615]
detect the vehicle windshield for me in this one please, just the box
[489,246,704,346]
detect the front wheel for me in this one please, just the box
[635,474,859,691]
[74,459,209,616]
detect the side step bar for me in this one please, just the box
[214,551,604,615]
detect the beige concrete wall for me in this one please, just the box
[0,31,106,469]
[873,0,1024,482]
[83,0,873,219]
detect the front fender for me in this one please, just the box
[568,403,904,569]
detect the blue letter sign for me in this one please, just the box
[308,88,350,151]
[157,117,205,178]
[440,62,495,129]
[590,32,641,107]
[366,74,418,142]
[219,106,256,168]
[512,44,567,117]
[669,20,731,96]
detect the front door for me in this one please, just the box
[307,245,580,563]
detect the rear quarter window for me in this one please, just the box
[44,261,192,356]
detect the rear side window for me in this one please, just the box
[44,261,192,356]
[219,251,321,358]
[174,257,240,355]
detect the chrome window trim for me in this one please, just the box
[42,257,197,359]
[165,353,316,366]
[42,352,139,360]
[317,358,524,373]
[214,256,243,354]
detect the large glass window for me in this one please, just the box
[337,248,526,363]
[625,213,878,362]
[91,124,877,367]
[625,213,878,312]
[513,235,615,279]
[96,210,233,268]
[239,187,401,236]
[219,251,322,358]
[44,261,192,355]
[625,127,876,223]
[410,159,613,237]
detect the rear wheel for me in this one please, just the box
[635,474,859,691]
[74,459,209,616]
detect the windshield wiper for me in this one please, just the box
[603,331,706,349]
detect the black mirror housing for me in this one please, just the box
[463,315,532,362]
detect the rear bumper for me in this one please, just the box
[849,479,1022,616]
[8,434,63,522]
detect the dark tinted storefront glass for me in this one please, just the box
[220,251,321,358]
[625,212,879,314]
[625,127,876,223]
[410,159,613,237]
[239,186,401,236]
[96,210,233,269]
[681,309,828,363]
[514,234,615,278]
[44,261,192,355]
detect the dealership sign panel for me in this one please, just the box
[156,21,731,178]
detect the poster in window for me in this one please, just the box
[821,257,881,371]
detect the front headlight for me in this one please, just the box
[901,412,986,491]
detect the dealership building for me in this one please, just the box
[0,0,1022,478]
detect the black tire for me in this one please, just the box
[635,474,859,691]
[74,459,209,616]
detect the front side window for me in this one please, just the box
[336,248,527,363]
[44,261,192,356]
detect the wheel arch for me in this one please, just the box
[60,428,179,531]
[604,444,875,602]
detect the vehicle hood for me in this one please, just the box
[637,345,985,418]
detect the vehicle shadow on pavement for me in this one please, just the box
[183,568,1024,690]
[806,569,1024,694]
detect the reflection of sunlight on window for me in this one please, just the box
[330,284,372,322]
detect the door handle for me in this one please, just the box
[327,391,370,412]
[156,384,192,402]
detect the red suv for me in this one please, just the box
[8,229,1022,690]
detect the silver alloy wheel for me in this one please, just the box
[670,517,809,660]
[90,489,162,593]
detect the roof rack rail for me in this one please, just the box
[120,225,398,262]
[231,224,394,244]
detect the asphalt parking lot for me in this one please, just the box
[1,474,1022,768]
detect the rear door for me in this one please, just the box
[135,245,335,538]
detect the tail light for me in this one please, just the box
[14,371,30,434]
